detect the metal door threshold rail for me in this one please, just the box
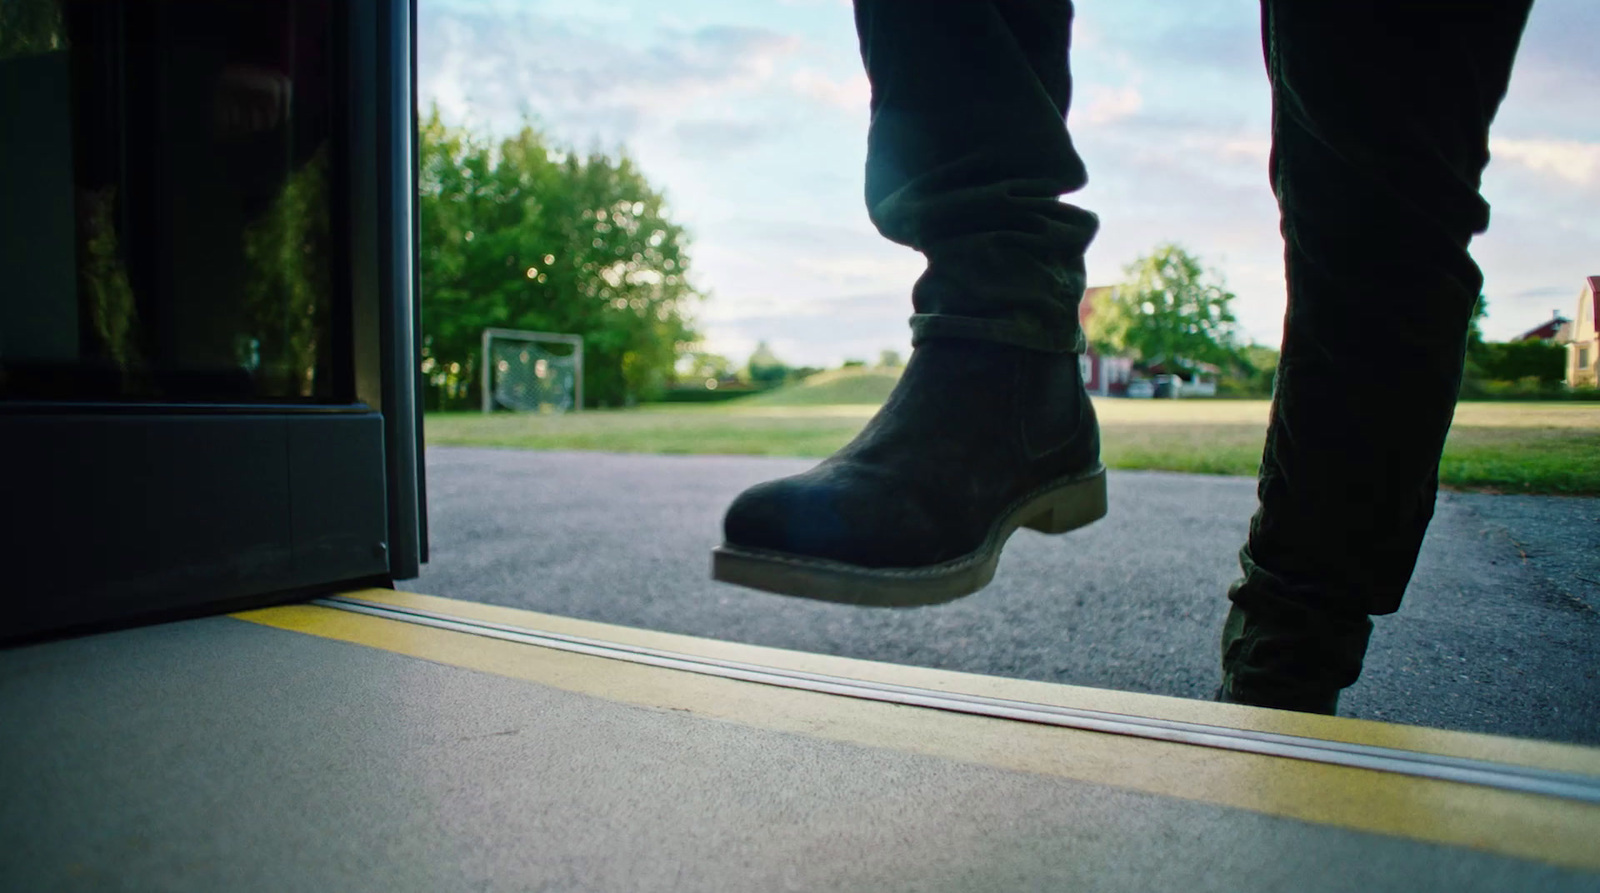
[317,594,1600,805]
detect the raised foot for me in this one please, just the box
[712,468,1107,608]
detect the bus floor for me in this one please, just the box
[3,589,1598,892]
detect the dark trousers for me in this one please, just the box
[855,0,1533,693]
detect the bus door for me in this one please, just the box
[0,0,423,642]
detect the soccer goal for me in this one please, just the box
[480,328,584,414]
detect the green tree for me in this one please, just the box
[418,110,703,408]
[1467,294,1489,353]
[679,351,734,383]
[1463,294,1492,383]
[242,148,330,397]
[1093,244,1242,373]
[1219,344,1280,397]
[1080,285,1119,353]
[744,340,789,387]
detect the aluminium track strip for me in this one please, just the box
[316,594,1600,805]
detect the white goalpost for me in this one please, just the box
[480,328,584,414]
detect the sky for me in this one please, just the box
[418,0,1600,369]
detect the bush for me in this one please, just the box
[1467,340,1565,385]
[1459,378,1600,401]
[1216,370,1274,398]
[1215,344,1279,398]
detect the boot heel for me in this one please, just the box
[1022,469,1107,534]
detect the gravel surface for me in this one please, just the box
[413,447,1600,746]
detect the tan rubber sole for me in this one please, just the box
[710,465,1108,607]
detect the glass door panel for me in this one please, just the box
[0,0,422,641]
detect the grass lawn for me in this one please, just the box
[426,399,1600,495]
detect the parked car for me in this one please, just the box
[1125,379,1155,399]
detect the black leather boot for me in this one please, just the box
[712,338,1106,606]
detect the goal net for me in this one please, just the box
[480,328,584,413]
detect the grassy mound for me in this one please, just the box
[741,367,903,406]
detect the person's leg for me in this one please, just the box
[1222,0,1534,712]
[856,0,1097,353]
[713,0,1104,605]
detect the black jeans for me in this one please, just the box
[855,0,1533,694]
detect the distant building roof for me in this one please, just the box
[1515,317,1569,342]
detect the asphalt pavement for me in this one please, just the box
[413,447,1600,746]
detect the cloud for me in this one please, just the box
[1511,285,1571,300]
[1079,84,1143,125]
[790,253,923,291]
[1470,203,1598,339]
[1215,137,1271,164]
[1489,138,1600,188]
[691,218,923,320]
[1083,2,1262,84]
[671,118,774,157]
[418,9,801,145]
[789,69,870,111]
[699,290,914,367]
[1492,0,1600,139]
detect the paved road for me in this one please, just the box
[413,448,1600,746]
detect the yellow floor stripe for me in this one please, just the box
[235,590,1600,871]
[333,590,1600,775]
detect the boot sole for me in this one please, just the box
[710,465,1107,607]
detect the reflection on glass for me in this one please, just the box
[0,0,65,59]
[79,187,145,381]
[243,147,331,398]
[0,0,344,403]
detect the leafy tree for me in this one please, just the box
[679,351,735,383]
[744,340,790,387]
[242,148,330,397]
[878,349,902,369]
[418,109,703,408]
[1462,294,1491,381]
[1467,294,1489,353]
[1219,344,1280,397]
[1080,285,1119,353]
[1092,244,1242,374]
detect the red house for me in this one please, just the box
[1515,313,1571,344]
[1078,286,1134,396]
